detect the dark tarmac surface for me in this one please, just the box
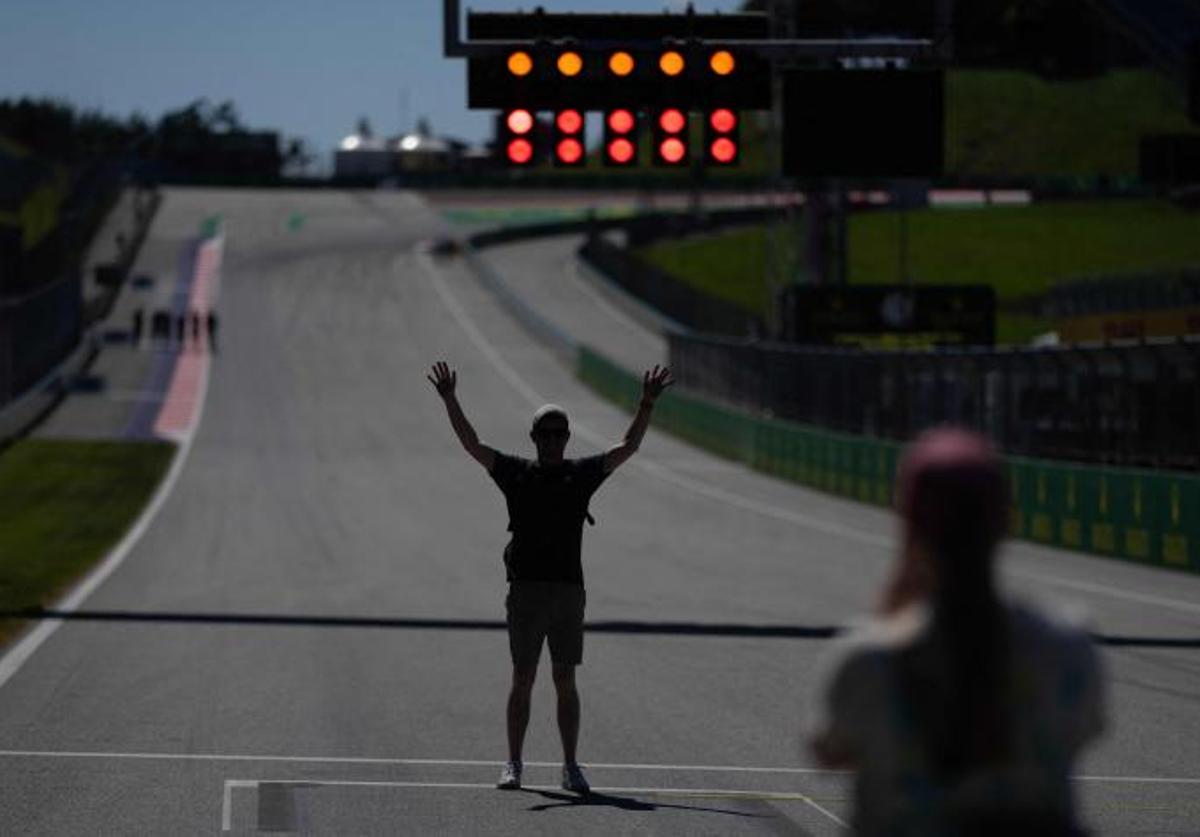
[1,188,1198,834]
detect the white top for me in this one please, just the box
[809,600,1105,836]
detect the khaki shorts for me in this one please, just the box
[505,581,586,667]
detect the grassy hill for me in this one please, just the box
[946,69,1198,177]
[638,200,1200,344]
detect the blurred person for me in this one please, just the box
[428,361,673,795]
[808,427,1104,836]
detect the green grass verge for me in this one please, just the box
[637,200,1200,344]
[0,439,175,648]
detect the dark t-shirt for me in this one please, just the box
[489,452,610,586]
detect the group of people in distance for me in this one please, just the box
[428,360,1104,834]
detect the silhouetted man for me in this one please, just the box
[428,361,672,794]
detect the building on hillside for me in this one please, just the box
[333,124,487,181]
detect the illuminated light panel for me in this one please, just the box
[659,50,685,77]
[557,51,583,77]
[609,51,635,76]
[710,137,737,163]
[710,50,736,76]
[710,108,737,133]
[659,137,686,164]
[506,109,534,135]
[556,109,583,134]
[658,109,686,134]
[507,138,534,164]
[607,109,635,134]
[607,138,635,164]
[507,51,533,77]
[556,138,584,164]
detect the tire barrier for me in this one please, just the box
[579,345,1200,573]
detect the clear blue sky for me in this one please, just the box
[1,0,741,165]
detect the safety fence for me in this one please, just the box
[578,345,1200,573]
[1,161,159,443]
[667,331,1200,472]
[1043,267,1200,318]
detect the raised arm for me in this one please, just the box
[427,362,496,471]
[604,365,673,473]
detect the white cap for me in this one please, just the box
[531,403,568,430]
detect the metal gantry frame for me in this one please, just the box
[443,0,954,62]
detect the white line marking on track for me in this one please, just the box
[0,236,221,693]
[218,778,848,832]
[424,247,1200,619]
[0,749,840,774]
[6,749,1196,787]
[1008,572,1200,617]
[564,258,664,353]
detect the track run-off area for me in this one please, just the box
[2,188,1199,835]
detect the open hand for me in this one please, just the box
[642,365,673,402]
[427,361,457,398]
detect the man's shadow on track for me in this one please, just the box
[520,788,770,819]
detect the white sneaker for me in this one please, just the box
[561,762,590,794]
[497,761,522,790]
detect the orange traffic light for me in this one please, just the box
[609,51,635,77]
[659,50,685,77]
[557,51,583,77]
[709,50,736,76]
[507,51,533,77]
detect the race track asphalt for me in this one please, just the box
[1,187,1198,835]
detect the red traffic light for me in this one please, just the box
[556,109,583,134]
[507,138,534,165]
[709,108,737,133]
[658,109,686,134]
[607,109,635,134]
[658,137,686,164]
[556,138,584,165]
[710,137,737,164]
[506,109,534,135]
[607,138,635,165]
[704,106,739,166]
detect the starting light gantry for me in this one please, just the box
[444,0,950,173]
